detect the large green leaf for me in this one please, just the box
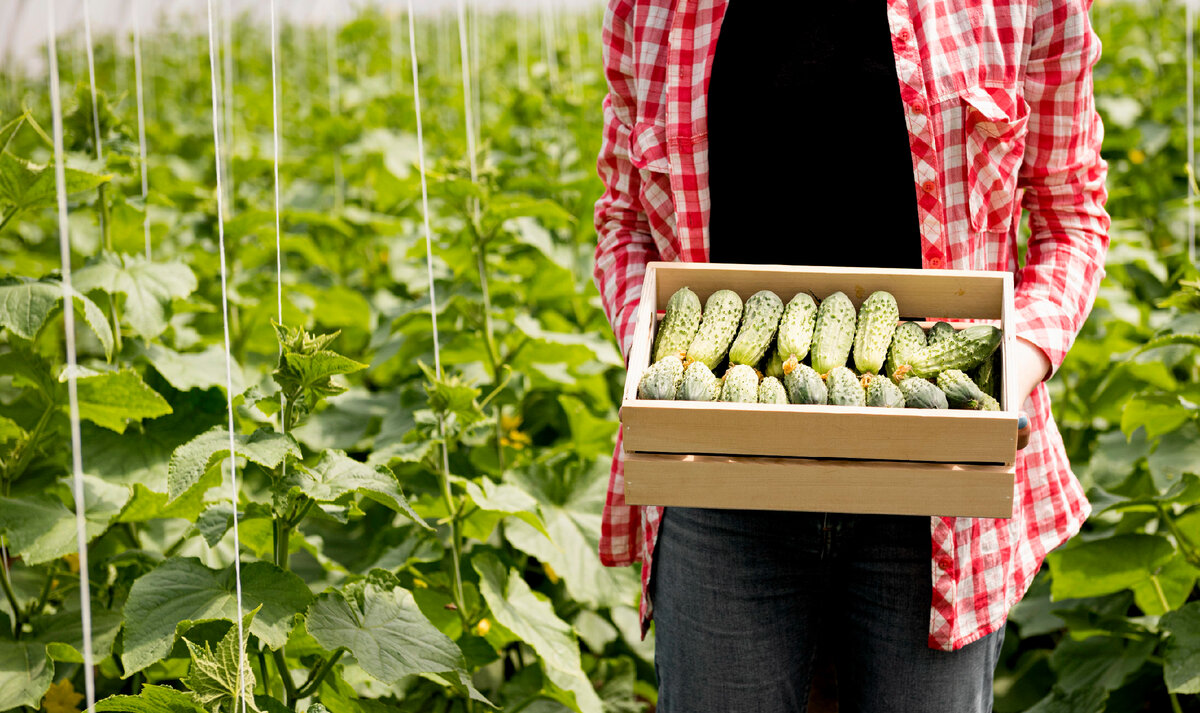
[461,477,549,542]
[305,582,470,686]
[0,638,53,710]
[34,602,124,662]
[64,366,173,433]
[121,558,313,673]
[473,552,603,713]
[139,343,246,394]
[277,449,430,530]
[0,277,114,357]
[1121,393,1190,439]
[505,461,637,609]
[167,427,300,501]
[95,684,207,713]
[1147,422,1200,491]
[0,151,110,212]
[0,475,130,565]
[0,415,25,444]
[1025,687,1108,713]
[73,252,198,338]
[1046,533,1175,602]
[1161,602,1200,694]
[183,609,261,713]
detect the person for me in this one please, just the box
[591,1,1110,711]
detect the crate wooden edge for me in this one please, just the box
[624,451,1017,519]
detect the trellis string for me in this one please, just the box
[270,0,284,327]
[540,0,559,90]
[82,0,104,242]
[327,5,345,211]
[1189,0,1196,264]
[204,0,249,708]
[47,1,98,710]
[133,0,151,259]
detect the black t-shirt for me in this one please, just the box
[706,1,922,269]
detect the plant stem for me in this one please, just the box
[0,552,21,638]
[1171,692,1183,713]
[98,183,111,252]
[435,416,469,635]
[3,403,56,487]
[272,648,299,706]
[274,518,292,571]
[1159,504,1200,567]
[0,206,17,234]
[294,647,344,699]
[27,562,57,619]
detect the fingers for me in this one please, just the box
[1016,413,1030,450]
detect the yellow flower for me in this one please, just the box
[63,553,79,573]
[474,618,492,637]
[42,679,83,713]
[1128,149,1145,164]
[499,414,523,432]
[543,562,560,584]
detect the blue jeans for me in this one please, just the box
[651,507,1003,713]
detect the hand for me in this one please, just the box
[1011,336,1050,450]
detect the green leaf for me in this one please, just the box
[461,477,549,541]
[95,684,208,713]
[1161,602,1200,694]
[1025,687,1108,713]
[64,366,173,433]
[1148,422,1200,491]
[305,582,471,686]
[473,552,603,713]
[1121,393,1190,439]
[0,151,110,212]
[1048,634,1156,693]
[33,602,123,662]
[1046,533,1175,602]
[0,277,114,358]
[73,252,198,338]
[1135,333,1200,354]
[505,462,637,609]
[193,502,236,547]
[272,323,367,418]
[139,343,246,394]
[121,558,314,673]
[278,450,431,530]
[183,608,261,713]
[167,427,300,502]
[0,639,52,710]
[1130,553,1197,616]
[0,415,26,444]
[0,475,130,565]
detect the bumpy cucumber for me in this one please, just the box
[810,292,857,375]
[757,376,788,404]
[763,348,785,379]
[826,366,866,407]
[719,364,760,403]
[864,373,905,408]
[776,293,818,362]
[937,369,1001,411]
[899,377,949,409]
[653,286,702,363]
[905,325,1003,379]
[677,360,721,401]
[972,351,999,399]
[729,290,784,366]
[783,362,827,405]
[686,290,743,369]
[852,291,899,374]
[887,321,927,381]
[926,321,956,347]
[638,356,684,400]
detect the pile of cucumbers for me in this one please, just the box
[637,286,1002,410]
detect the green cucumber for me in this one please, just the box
[653,286,702,363]
[776,293,818,362]
[852,291,899,374]
[719,364,760,403]
[826,366,866,407]
[763,348,785,379]
[904,325,1003,379]
[926,321,956,346]
[729,290,784,366]
[899,377,949,409]
[757,376,788,404]
[887,321,927,381]
[677,360,721,401]
[810,292,857,375]
[638,356,684,400]
[864,373,905,408]
[783,362,827,405]
[686,290,743,369]
[936,369,1001,411]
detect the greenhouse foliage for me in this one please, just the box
[0,1,1197,711]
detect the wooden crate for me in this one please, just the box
[619,262,1019,519]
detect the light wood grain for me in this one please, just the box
[620,399,1018,466]
[621,267,658,403]
[624,452,1016,519]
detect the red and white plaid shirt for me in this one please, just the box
[593,0,1109,651]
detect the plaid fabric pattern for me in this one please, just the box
[593,0,1109,651]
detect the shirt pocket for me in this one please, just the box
[961,85,1029,234]
[629,120,670,174]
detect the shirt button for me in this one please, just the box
[922,180,937,194]
[912,101,925,114]
[929,256,943,268]
[897,28,911,43]
[936,554,953,571]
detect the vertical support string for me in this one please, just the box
[540,0,559,90]
[204,1,248,710]
[222,0,236,210]
[327,4,344,211]
[133,0,151,260]
[81,0,105,240]
[1189,0,1196,264]
[270,0,284,328]
[410,1,444,383]
[47,1,97,710]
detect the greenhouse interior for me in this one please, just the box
[1,0,1199,712]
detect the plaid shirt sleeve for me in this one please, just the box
[593,3,661,363]
[1014,0,1110,375]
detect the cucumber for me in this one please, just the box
[719,364,760,403]
[926,320,956,347]
[776,292,818,363]
[757,376,788,404]
[686,290,743,369]
[904,325,1003,379]
[677,360,721,401]
[864,373,905,408]
[826,366,866,407]
[638,356,684,400]
[852,291,899,374]
[653,286,702,363]
[887,321,927,382]
[972,351,999,399]
[763,348,785,380]
[810,292,857,375]
[729,290,784,366]
[899,377,949,409]
[936,369,1001,411]
[783,362,827,405]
